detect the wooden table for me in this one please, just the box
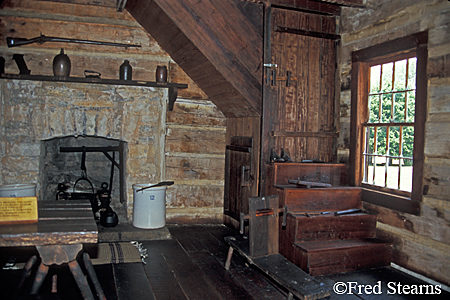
[0,200,105,300]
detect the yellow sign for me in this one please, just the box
[0,197,38,224]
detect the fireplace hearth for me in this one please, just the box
[41,136,126,223]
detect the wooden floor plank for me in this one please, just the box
[169,225,286,300]
[188,250,255,300]
[172,225,234,259]
[94,264,118,300]
[253,254,332,300]
[169,225,207,252]
[113,263,156,300]
[142,240,188,300]
[149,239,223,300]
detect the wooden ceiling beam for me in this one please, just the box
[38,0,117,8]
[243,0,364,15]
[126,0,263,118]
[126,0,263,117]
[308,0,364,7]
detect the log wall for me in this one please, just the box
[339,0,450,286]
[165,99,226,223]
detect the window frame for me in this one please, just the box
[349,32,428,215]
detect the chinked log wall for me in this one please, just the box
[0,0,226,223]
[339,0,450,286]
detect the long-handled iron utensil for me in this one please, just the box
[136,181,174,193]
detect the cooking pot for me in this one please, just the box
[71,177,98,214]
[100,207,118,227]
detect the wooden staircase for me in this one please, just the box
[269,163,392,276]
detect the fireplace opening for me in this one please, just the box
[39,135,128,223]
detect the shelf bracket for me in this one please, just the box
[168,87,178,111]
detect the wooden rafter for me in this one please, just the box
[38,0,117,7]
[245,0,364,7]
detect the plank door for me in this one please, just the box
[224,136,254,219]
[261,7,339,194]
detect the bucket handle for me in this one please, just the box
[73,177,95,194]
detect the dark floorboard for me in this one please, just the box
[1,225,449,300]
[114,263,155,300]
[145,239,222,300]
[143,241,187,300]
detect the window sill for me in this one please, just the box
[361,187,420,215]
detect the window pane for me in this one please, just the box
[376,127,387,155]
[387,165,399,189]
[399,162,413,192]
[373,158,386,187]
[369,95,380,122]
[364,161,375,184]
[403,126,414,161]
[366,126,375,154]
[389,126,400,157]
[381,62,393,92]
[381,94,392,123]
[406,90,415,122]
[394,92,406,122]
[370,65,381,93]
[394,59,407,91]
[363,126,375,184]
[407,57,417,90]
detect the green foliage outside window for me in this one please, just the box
[366,58,417,166]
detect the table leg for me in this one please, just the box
[30,262,49,295]
[83,252,107,300]
[68,260,95,300]
[225,246,234,270]
[36,244,100,300]
[17,255,37,293]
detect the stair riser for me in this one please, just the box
[293,214,377,242]
[279,214,378,261]
[294,244,392,276]
[284,188,362,212]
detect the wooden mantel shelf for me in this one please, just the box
[0,73,188,111]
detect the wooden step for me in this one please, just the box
[292,238,392,276]
[289,212,377,242]
[275,186,362,211]
[266,163,348,196]
[279,211,377,263]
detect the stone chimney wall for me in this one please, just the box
[1,78,167,220]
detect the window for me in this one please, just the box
[363,56,416,192]
[349,32,428,214]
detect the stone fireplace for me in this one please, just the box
[0,78,168,222]
[40,135,126,221]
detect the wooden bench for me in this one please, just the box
[224,196,332,300]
